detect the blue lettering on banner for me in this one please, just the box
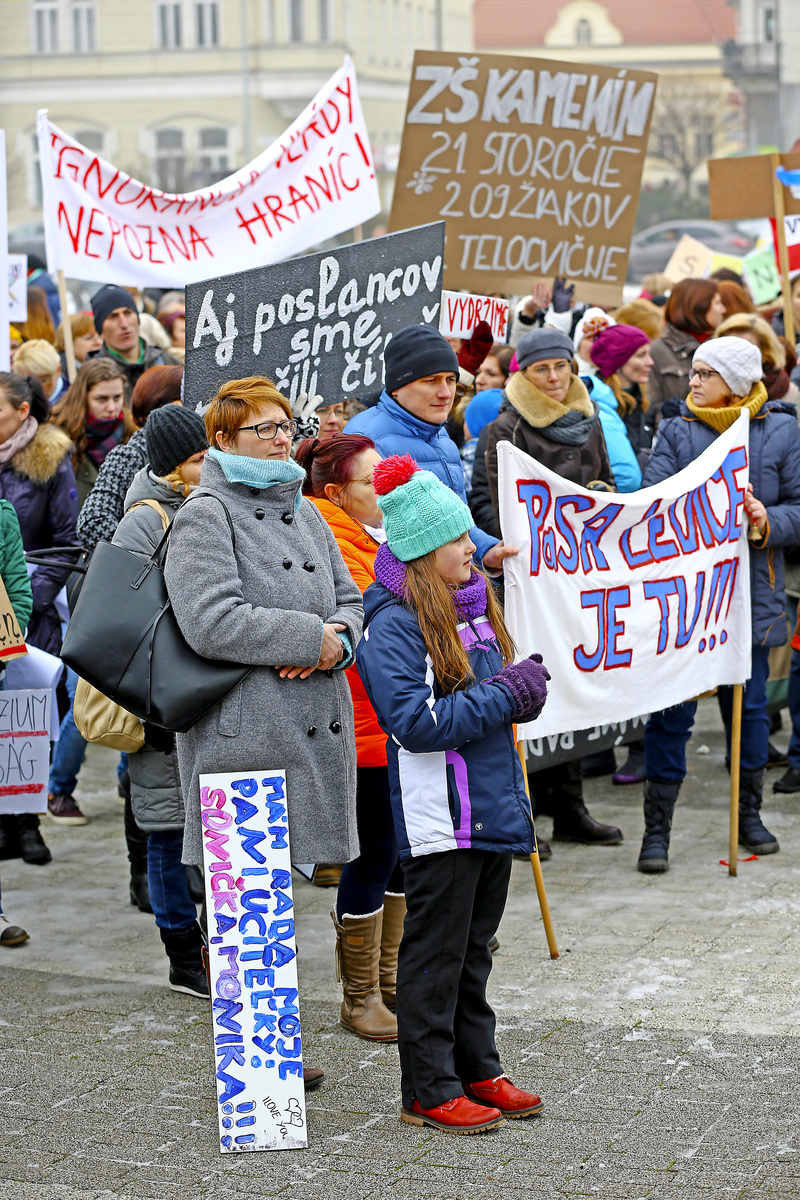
[201,770,306,1153]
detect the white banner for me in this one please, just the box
[38,58,380,289]
[201,769,306,1154]
[0,688,53,815]
[8,254,27,323]
[499,415,753,740]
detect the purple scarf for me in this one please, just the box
[84,413,125,468]
[374,541,488,620]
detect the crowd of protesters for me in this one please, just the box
[3,257,800,1136]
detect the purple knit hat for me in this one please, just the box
[590,324,649,378]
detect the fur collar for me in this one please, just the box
[505,370,594,428]
[9,423,73,485]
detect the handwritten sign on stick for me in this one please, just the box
[185,222,444,407]
[440,291,509,341]
[390,51,657,303]
[0,576,28,665]
[499,415,752,740]
[0,688,53,815]
[201,769,307,1154]
[8,255,27,323]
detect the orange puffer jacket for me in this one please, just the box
[309,496,387,767]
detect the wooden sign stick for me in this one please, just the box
[516,737,559,958]
[728,683,743,878]
[57,269,77,383]
[771,154,795,345]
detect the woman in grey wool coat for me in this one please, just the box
[164,376,363,883]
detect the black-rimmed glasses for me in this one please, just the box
[237,420,298,441]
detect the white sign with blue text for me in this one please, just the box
[200,768,306,1153]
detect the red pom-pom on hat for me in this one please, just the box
[373,454,419,496]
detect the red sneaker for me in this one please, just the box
[466,1075,544,1118]
[400,1094,504,1134]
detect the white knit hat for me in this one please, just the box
[693,337,763,398]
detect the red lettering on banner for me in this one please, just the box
[287,185,314,220]
[236,201,273,244]
[114,176,146,206]
[135,188,162,214]
[337,152,359,192]
[265,195,293,229]
[123,224,144,260]
[107,216,122,260]
[57,203,84,252]
[140,225,165,264]
[82,156,119,199]
[84,207,105,258]
[159,226,191,262]
[306,168,333,208]
[321,99,341,136]
[336,77,353,122]
[188,225,213,258]
[55,144,85,181]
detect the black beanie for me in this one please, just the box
[146,405,208,478]
[384,325,459,394]
[91,284,138,333]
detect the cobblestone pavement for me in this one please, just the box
[2,698,800,1199]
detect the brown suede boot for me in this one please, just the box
[331,909,397,1042]
[378,892,405,1012]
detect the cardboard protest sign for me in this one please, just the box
[0,575,28,664]
[0,688,53,815]
[440,291,509,341]
[498,415,752,740]
[390,51,656,304]
[663,235,713,284]
[201,769,306,1153]
[185,222,444,406]
[37,58,379,288]
[709,152,800,222]
[743,248,781,305]
[8,255,27,323]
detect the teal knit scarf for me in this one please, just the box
[208,448,305,511]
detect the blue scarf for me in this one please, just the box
[208,448,305,511]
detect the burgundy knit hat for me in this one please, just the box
[590,324,649,378]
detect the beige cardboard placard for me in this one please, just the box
[390,51,657,303]
[0,576,27,664]
[663,235,713,283]
[708,152,800,220]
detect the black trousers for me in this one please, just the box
[397,848,512,1109]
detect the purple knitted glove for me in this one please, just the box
[492,653,551,723]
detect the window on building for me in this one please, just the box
[695,122,714,159]
[196,1,219,46]
[196,127,229,185]
[658,133,677,160]
[760,2,777,42]
[575,17,591,46]
[155,128,186,192]
[33,0,59,53]
[318,0,332,41]
[265,0,275,41]
[287,0,303,41]
[71,0,96,51]
[30,134,43,207]
[158,2,182,48]
[75,128,104,154]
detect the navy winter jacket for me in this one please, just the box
[345,391,498,564]
[356,578,534,860]
[643,396,800,647]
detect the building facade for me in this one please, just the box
[723,0,800,153]
[1,0,472,233]
[472,0,744,195]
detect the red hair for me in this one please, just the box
[296,433,377,496]
[664,278,720,338]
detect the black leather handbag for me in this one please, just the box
[60,495,251,733]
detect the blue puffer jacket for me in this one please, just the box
[583,376,643,492]
[345,391,498,563]
[356,566,534,860]
[643,394,800,647]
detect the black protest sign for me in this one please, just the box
[184,222,445,406]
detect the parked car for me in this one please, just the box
[627,220,754,281]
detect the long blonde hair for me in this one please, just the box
[603,372,650,417]
[403,553,515,692]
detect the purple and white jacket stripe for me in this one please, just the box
[356,545,533,860]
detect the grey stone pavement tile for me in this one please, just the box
[3,704,800,1198]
